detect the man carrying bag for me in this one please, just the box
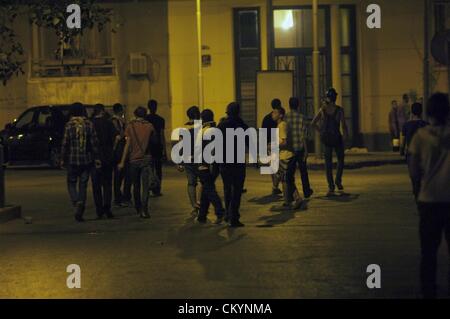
[118,106,156,218]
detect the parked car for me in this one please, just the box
[0,104,117,168]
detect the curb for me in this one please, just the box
[0,206,22,223]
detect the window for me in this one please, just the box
[32,24,115,78]
[435,2,450,33]
[15,110,36,129]
[37,108,52,128]
[234,8,261,128]
[274,9,326,48]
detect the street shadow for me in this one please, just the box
[316,193,360,203]
[255,200,309,227]
[169,217,247,282]
[247,194,283,205]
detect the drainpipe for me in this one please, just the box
[267,0,274,70]
[313,0,321,155]
[423,0,430,101]
[196,0,204,109]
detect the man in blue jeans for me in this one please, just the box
[118,106,155,218]
[61,102,101,222]
[284,97,313,199]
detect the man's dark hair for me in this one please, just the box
[70,102,85,117]
[201,109,214,122]
[134,106,147,119]
[326,88,338,102]
[226,102,240,117]
[289,97,300,110]
[426,92,450,125]
[271,99,282,109]
[148,99,158,114]
[93,104,105,117]
[411,102,423,117]
[187,106,201,120]
[403,94,409,101]
[113,103,123,114]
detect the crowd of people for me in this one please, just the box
[59,89,450,298]
[60,100,166,222]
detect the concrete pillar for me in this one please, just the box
[331,5,342,106]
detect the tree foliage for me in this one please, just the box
[0,0,115,85]
[0,3,25,85]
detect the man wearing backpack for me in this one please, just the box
[312,88,349,196]
[118,106,155,218]
[61,102,101,222]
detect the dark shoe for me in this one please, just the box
[75,215,85,222]
[242,188,247,194]
[304,189,314,199]
[214,215,224,225]
[272,188,282,195]
[106,213,115,219]
[326,190,336,197]
[336,183,344,191]
[197,217,207,224]
[229,221,245,228]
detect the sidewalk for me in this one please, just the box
[306,150,405,170]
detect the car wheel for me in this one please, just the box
[49,147,61,168]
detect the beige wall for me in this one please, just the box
[168,0,268,130]
[357,0,424,136]
[1,1,170,133]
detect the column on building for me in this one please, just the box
[330,5,342,106]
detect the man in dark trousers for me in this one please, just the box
[146,99,166,196]
[285,97,313,198]
[261,98,282,195]
[61,102,101,222]
[408,93,450,299]
[91,104,117,219]
[218,102,248,228]
[111,103,131,206]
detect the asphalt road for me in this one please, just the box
[0,165,448,298]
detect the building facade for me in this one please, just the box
[1,0,448,151]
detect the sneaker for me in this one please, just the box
[191,207,199,218]
[229,221,245,228]
[326,189,336,197]
[272,188,282,195]
[140,212,150,219]
[304,189,314,199]
[197,217,207,224]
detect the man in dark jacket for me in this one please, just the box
[261,98,282,195]
[91,104,118,219]
[146,99,166,196]
[218,102,248,228]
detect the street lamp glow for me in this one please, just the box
[281,10,294,30]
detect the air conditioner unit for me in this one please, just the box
[129,53,148,76]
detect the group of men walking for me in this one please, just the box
[61,100,166,222]
[262,88,349,210]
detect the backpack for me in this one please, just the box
[320,108,342,147]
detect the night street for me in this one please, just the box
[1,164,446,299]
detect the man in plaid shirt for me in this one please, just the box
[61,102,101,222]
[284,97,313,198]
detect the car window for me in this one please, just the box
[15,109,36,129]
[37,108,52,127]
